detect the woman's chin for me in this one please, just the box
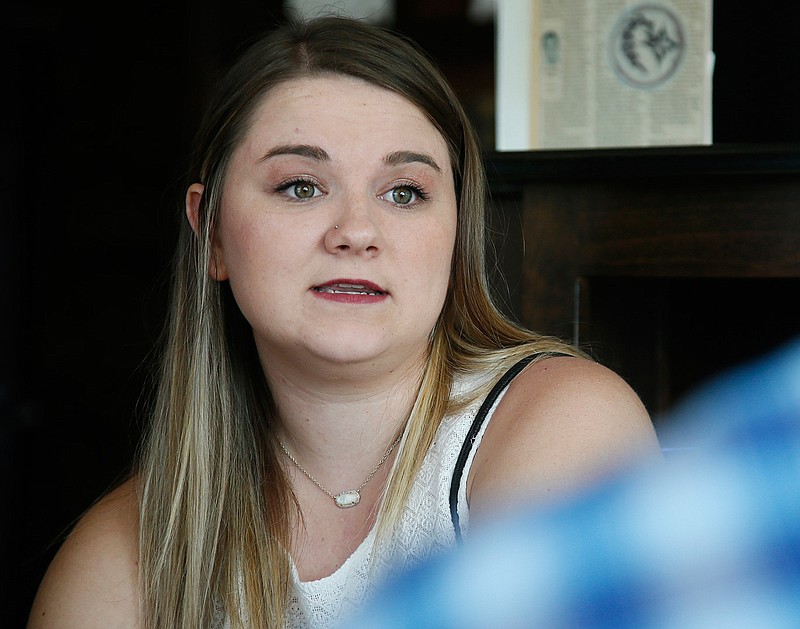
[255,323,431,376]
[302,339,424,374]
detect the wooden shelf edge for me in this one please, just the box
[485,143,800,191]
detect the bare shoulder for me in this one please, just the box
[28,478,141,629]
[468,356,661,521]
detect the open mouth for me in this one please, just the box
[313,282,386,296]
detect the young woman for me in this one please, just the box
[29,16,659,629]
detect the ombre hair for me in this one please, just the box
[137,15,581,629]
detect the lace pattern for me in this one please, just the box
[213,368,512,628]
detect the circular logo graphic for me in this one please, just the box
[609,4,685,89]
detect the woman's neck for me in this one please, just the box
[261,349,425,477]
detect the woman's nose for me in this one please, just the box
[324,195,381,256]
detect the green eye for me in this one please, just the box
[294,182,317,199]
[391,186,415,205]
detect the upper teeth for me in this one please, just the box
[317,283,381,295]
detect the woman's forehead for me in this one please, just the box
[239,75,453,165]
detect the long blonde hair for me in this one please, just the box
[137,15,582,628]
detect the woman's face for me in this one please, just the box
[197,75,458,378]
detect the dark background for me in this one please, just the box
[4,1,799,625]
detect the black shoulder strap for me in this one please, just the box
[449,352,565,543]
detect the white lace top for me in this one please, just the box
[215,366,516,629]
[288,368,515,629]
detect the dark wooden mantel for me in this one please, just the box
[485,144,800,416]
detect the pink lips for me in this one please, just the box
[312,279,388,303]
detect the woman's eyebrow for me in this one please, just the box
[384,150,442,173]
[259,144,330,162]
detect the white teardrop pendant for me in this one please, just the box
[334,490,361,509]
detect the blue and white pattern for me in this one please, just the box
[345,337,800,629]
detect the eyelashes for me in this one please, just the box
[273,177,431,207]
[274,177,324,200]
[380,182,429,206]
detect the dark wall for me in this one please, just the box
[712,3,800,143]
[5,2,283,623]
[5,1,799,625]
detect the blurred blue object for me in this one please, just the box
[345,337,800,629]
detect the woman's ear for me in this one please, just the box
[185,182,229,281]
[185,182,205,236]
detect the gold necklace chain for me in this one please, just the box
[278,435,402,509]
